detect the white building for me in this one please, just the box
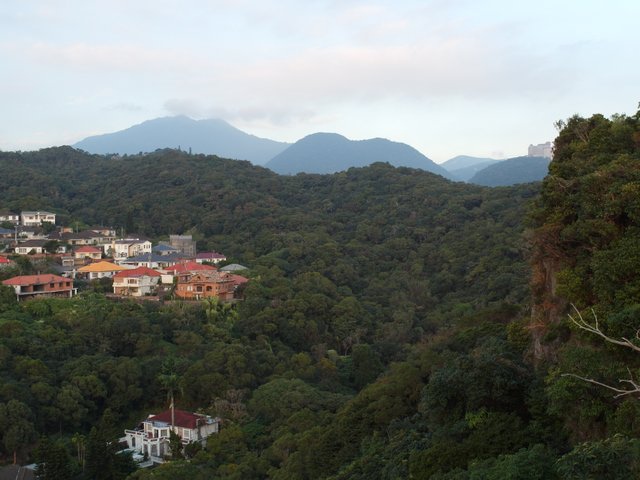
[123,409,220,461]
[20,211,56,226]
[0,212,20,224]
[528,142,553,159]
[105,239,152,259]
[112,266,161,296]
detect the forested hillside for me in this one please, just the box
[1,106,640,480]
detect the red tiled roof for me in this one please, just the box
[75,246,102,253]
[2,274,70,286]
[147,409,205,429]
[112,266,161,278]
[229,274,249,286]
[166,261,217,273]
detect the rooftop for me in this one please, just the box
[146,409,214,430]
[2,274,70,286]
[167,261,217,273]
[113,266,161,278]
[78,261,128,273]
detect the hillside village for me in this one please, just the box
[0,210,248,302]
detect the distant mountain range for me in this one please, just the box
[74,115,550,185]
[74,116,290,165]
[265,132,451,178]
[440,156,504,182]
[468,156,551,187]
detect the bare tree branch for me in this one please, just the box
[561,372,640,399]
[567,304,640,353]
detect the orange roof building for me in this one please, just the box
[2,274,76,301]
[78,260,128,280]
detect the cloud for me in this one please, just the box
[23,42,200,74]
[164,98,317,127]
[104,102,144,112]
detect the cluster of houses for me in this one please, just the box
[1,213,229,469]
[0,211,248,302]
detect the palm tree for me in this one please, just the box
[157,358,182,430]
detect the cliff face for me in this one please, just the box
[528,110,640,361]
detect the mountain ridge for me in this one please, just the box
[265,132,452,178]
[74,115,290,165]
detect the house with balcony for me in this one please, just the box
[122,409,220,462]
[175,270,237,301]
[112,266,161,297]
[20,211,56,227]
[2,274,76,301]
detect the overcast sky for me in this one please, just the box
[1,1,638,163]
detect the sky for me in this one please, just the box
[0,1,638,163]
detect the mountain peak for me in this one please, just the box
[74,116,289,164]
[265,133,451,178]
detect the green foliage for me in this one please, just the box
[35,436,73,480]
[555,435,640,479]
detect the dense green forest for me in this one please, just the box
[1,107,640,479]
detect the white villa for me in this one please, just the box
[21,211,56,226]
[123,409,220,462]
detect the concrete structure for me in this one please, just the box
[20,211,56,227]
[528,142,553,159]
[112,266,161,296]
[2,274,76,301]
[123,409,220,462]
[164,235,196,257]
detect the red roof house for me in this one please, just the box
[74,245,102,260]
[2,274,76,301]
[112,266,161,297]
[123,409,220,460]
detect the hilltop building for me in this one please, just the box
[528,142,553,159]
[123,409,220,461]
